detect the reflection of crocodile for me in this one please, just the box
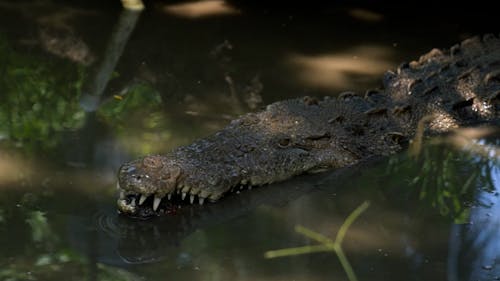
[117,35,500,218]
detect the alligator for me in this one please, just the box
[117,35,500,218]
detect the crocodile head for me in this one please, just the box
[117,144,260,217]
[117,155,184,217]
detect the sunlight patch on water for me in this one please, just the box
[286,46,395,91]
[348,8,384,22]
[162,0,240,19]
[0,152,31,185]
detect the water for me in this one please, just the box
[0,1,499,280]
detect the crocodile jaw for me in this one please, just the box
[116,153,243,217]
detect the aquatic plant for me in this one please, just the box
[265,201,370,281]
[388,131,498,223]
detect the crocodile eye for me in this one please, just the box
[278,138,291,148]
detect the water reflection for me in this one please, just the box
[50,135,497,281]
[448,163,500,281]
[80,4,143,111]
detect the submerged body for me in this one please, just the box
[117,35,500,218]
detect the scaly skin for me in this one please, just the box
[117,35,500,217]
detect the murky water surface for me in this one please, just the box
[0,1,498,280]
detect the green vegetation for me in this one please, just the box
[265,201,370,281]
[97,83,163,128]
[97,83,176,155]
[0,35,86,150]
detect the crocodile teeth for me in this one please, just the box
[116,182,121,190]
[130,197,136,207]
[119,190,126,199]
[199,197,205,205]
[182,192,187,200]
[139,194,148,205]
[190,195,195,204]
[153,196,162,211]
[167,193,172,200]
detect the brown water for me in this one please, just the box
[0,1,498,280]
